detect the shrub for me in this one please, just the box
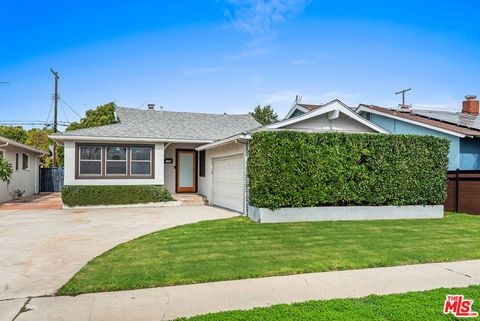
[62,185,174,207]
[0,158,13,183]
[247,131,449,210]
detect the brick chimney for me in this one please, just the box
[462,95,479,115]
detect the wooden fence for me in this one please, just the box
[445,170,480,214]
[40,167,64,192]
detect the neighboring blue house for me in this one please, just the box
[356,96,480,170]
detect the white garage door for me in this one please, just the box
[212,154,244,213]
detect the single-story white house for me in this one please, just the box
[51,99,387,213]
[0,136,47,203]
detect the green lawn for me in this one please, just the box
[59,213,480,295]
[176,285,480,321]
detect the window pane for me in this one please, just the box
[131,162,150,175]
[106,147,126,160]
[106,161,127,174]
[199,150,205,177]
[80,146,101,160]
[131,147,151,161]
[22,154,28,170]
[80,161,101,174]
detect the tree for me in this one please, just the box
[25,128,52,152]
[0,126,27,143]
[67,102,117,131]
[25,128,56,167]
[0,158,13,183]
[249,105,279,125]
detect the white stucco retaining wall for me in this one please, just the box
[248,205,444,223]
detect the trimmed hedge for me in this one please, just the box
[62,185,174,207]
[247,131,449,210]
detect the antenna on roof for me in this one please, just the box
[395,88,412,110]
[295,95,302,104]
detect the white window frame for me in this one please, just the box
[78,146,103,176]
[105,146,128,176]
[130,147,152,176]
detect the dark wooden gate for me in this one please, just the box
[445,170,480,214]
[40,167,64,192]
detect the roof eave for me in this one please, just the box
[0,137,48,155]
[49,135,214,144]
[196,133,251,151]
[356,105,468,138]
[269,100,389,134]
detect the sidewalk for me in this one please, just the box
[6,260,480,321]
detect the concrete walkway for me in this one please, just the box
[0,193,63,211]
[0,206,237,301]
[6,260,480,321]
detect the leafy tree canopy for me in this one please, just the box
[25,128,52,152]
[249,105,279,125]
[67,102,117,131]
[0,126,28,143]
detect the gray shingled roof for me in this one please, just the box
[53,107,262,141]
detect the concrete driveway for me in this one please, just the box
[0,206,238,301]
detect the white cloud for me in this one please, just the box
[181,67,219,76]
[224,0,310,36]
[289,59,314,65]
[257,90,362,117]
[258,89,299,104]
[225,47,270,60]
[258,90,360,105]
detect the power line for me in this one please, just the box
[45,98,54,125]
[60,101,69,122]
[0,121,70,126]
[59,97,82,118]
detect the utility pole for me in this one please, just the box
[50,68,60,167]
[395,88,411,108]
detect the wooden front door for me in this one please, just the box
[176,150,197,193]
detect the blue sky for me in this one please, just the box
[1,0,479,129]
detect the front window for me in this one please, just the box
[106,147,127,175]
[79,146,102,175]
[77,145,153,178]
[131,147,151,175]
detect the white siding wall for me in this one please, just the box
[163,143,201,193]
[0,145,39,203]
[63,141,164,186]
[198,142,245,202]
[285,113,376,133]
